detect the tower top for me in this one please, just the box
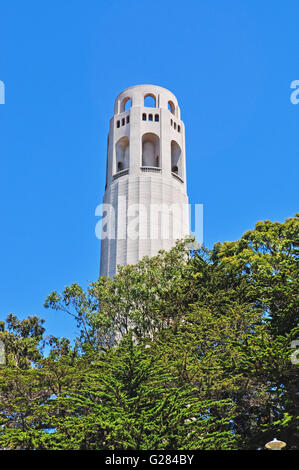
[113,84,180,119]
[100,83,189,277]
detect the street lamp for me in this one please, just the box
[265,437,286,450]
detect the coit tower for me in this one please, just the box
[100,85,190,277]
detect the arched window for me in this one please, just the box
[178,125,181,132]
[155,114,159,122]
[124,98,132,111]
[116,136,129,172]
[149,114,153,121]
[168,100,175,115]
[170,119,173,126]
[142,113,147,121]
[171,140,182,177]
[144,94,156,108]
[174,122,176,130]
[126,115,130,123]
[142,133,160,167]
[117,120,120,128]
[120,97,132,113]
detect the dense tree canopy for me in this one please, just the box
[0,215,298,450]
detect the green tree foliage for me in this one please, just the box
[210,214,298,336]
[44,241,194,348]
[0,215,298,450]
[0,314,45,368]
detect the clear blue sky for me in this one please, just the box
[0,0,298,341]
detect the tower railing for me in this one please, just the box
[140,166,162,173]
[112,168,129,180]
[171,171,184,183]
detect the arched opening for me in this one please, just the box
[120,97,132,113]
[155,114,159,122]
[171,140,182,176]
[144,94,156,108]
[168,100,175,115]
[124,98,132,111]
[149,114,153,121]
[116,136,129,172]
[142,133,160,167]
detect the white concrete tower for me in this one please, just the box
[100,84,189,277]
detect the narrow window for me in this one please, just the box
[155,114,159,122]
[170,119,173,126]
[149,114,153,121]
[142,113,147,121]
[178,125,181,132]
[174,122,176,130]
[126,115,130,123]
[117,120,120,128]
[122,118,125,126]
